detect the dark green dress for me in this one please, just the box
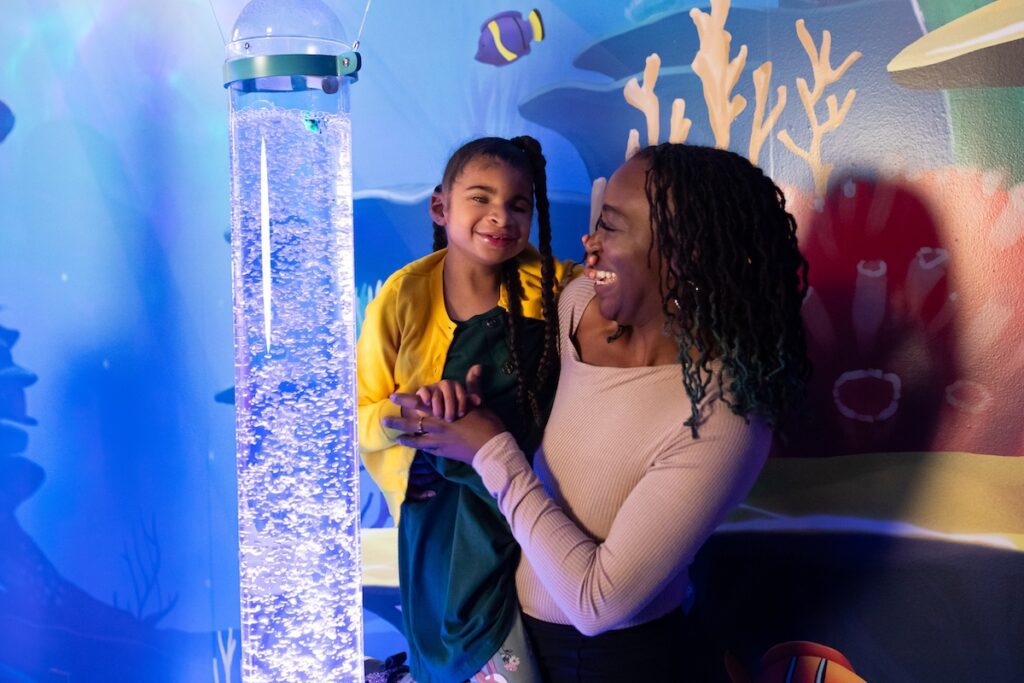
[398,306,550,683]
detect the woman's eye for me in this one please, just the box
[511,203,531,213]
[471,195,487,203]
[596,216,615,232]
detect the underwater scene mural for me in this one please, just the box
[1,0,1022,679]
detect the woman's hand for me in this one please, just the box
[382,404,507,465]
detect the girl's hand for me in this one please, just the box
[406,451,440,502]
[382,404,507,466]
[395,365,485,422]
[414,378,482,422]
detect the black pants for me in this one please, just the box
[521,609,725,682]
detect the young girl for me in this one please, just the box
[357,136,577,682]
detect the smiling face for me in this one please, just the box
[431,157,533,269]
[589,156,666,327]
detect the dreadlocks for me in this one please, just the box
[431,136,559,426]
[636,143,811,437]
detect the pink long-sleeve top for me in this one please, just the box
[472,277,771,636]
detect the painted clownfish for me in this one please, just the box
[474,9,545,67]
[726,641,866,683]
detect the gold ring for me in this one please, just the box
[416,415,426,435]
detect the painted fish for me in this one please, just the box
[475,9,545,67]
[0,99,14,144]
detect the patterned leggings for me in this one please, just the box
[469,610,543,683]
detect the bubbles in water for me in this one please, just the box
[229,103,361,682]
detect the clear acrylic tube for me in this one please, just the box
[227,39,362,683]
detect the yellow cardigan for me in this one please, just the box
[357,246,577,522]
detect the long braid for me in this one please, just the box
[510,135,559,415]
[500,258,542,423]
[638,144,811,437]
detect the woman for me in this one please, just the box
[383,144,811,681]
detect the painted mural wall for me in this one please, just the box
[0,0,1021,680]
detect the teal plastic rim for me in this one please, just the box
[223,52,361,86]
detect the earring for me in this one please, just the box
[606,324,627,344]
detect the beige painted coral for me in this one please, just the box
[610,0,862,212]
[690,0,748,149]
[749,62,787,165]
[777,19,862,196]
[623,53,662,148]
[669,98,692,144]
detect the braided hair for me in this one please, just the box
[431,136,559,426]
[635,144,811,437]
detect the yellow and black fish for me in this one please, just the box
[475,9,545,67]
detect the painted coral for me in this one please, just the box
[779,166,1024,457]
[777,19,862,197]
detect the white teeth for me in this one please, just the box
[593,269,617,286]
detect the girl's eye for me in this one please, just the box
[511,203,531,214]
[471,195,488,203]
[596,216,615,232]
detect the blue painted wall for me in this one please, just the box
[1,0,1021,679]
